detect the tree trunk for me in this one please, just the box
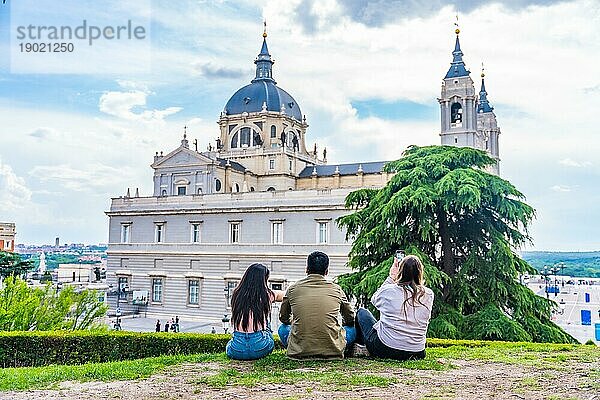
[438,206,454,300]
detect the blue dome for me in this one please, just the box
[224,80,302,121]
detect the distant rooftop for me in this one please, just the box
[299,161,388,178]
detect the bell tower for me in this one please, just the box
[438,27,479,149]
[477,66,501,174]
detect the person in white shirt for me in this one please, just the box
[354,255,434,360]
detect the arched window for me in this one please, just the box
[270,125,276,138]
[161,189,167,196]
[250,187,255,192]
[215,179,222,192]
[230,132,239,148]
[451,102,462,126]
[234,183,240,192]
[267,187,276,192]
[197,188,203,195]
[240,127,251,147]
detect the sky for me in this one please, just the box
[0,0,599,251]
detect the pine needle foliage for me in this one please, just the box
[337,145,575,343]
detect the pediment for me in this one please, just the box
[152,147,216,169]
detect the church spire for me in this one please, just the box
[252,21,276,83]
[444,23,470,79]
[478,64,494,113]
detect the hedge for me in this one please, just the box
[0,332,579,368]
[0,331,231,368]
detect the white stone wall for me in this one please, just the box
[106,189,355,322]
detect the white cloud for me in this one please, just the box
[29,163,137,193]
[0,159,32,211]
[550,185,572,193]
[99,90,182,124]
[28,127,60,139]
[559,158,592,168]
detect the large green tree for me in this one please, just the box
[338,145,574,343]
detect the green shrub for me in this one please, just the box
[0,331,230,368]
[462,304,532,342]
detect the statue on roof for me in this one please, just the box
[280,131,286,147]
[253,131,263,146]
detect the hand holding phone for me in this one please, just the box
[389,250,404,282]
[395,250,405,261]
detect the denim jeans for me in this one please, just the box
[278,324,357,349]
[355,307,425,361]
[226,330,275,360]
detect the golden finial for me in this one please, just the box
[481,62,485,78]
[263,20,267,38]
[454,13,460,35]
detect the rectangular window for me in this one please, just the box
[191,223,201,243]
[269,159,275,170]
[188,280,199,305]
[271,222,283,244]
[152,278,163,303]
[155,224,164,243]
[177,186,187,195]
[120,224,130,243]
[289,160,293,170]
[318,221,329,244]
[229,222,240,243]
[225,280,238,307]
[118,276,128,300]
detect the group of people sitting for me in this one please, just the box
[226,251,434,361]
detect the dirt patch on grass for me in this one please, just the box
[2,358,598,400]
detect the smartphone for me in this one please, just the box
[395,250,405,260]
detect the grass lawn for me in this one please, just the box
[0,340,597,398]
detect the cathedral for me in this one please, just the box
[105,27,501,323]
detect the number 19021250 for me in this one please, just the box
[19,42,75,52]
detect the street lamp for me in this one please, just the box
[551,265,561,296]
[541,266,550,300]
[557,262,566,287]
[221,314,230,334]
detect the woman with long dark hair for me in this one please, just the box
[226,263,284,360]
[354,255,434,360]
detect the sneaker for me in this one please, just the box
[350,343,370,357]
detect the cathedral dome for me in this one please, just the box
[223,34,302,122]
[224,81,302,121]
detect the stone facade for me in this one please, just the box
[105,32,390,323]
[0,222,16,253]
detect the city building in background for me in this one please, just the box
[0,222,16,253]
[105,27,503,323]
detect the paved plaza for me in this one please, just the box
[527,276,600,344]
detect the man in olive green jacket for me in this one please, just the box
[278,251,356,359]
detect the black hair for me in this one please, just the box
[307,251,329,275]
[230,263,273,332]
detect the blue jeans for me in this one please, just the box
[355,307,425,360]
[226,330,275,360]
[278,324,357,349]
